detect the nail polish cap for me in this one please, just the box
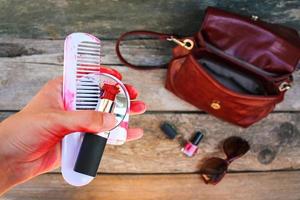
[191,131,204,146]
[160,122,178,139]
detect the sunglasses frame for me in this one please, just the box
[200,136,250,185]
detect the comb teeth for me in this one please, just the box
[76,78,100,110]
[75,41,101,110]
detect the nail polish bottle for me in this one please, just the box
[181,131,204,157]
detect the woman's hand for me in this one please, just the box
[0,68,146,195]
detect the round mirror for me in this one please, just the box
[76,72,130,130]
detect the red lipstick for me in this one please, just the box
[101,83,120,100]
[74,83,120,177]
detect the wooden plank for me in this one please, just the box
[1,112,300,173]
[0,39,172,66]
[0,62,299,111]
[3,172,300,200]
[0,0,298,39]
[0,38,299,111]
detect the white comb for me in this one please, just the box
[62,33,129,186]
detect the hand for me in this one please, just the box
[0,67,146,195]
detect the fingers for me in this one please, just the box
[126,128,144,141]
[124,84,146,115]
[46,111,117,137]
[42,76,63,91]
[58,68,138,101]
[98,68,146,115]
[40,76,64,102]
[130,101,147,115]
[22,76,64,111]
[125,84,138,99]
[99,67,122,80]
[52,76,63,84]
[98,67,139,100]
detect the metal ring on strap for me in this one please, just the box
[279,82,292,92]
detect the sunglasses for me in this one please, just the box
[200,136,250,185]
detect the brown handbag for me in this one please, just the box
[116,7,300,127]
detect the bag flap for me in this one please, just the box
[199,7,300,74]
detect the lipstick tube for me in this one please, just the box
[74,86,117,177]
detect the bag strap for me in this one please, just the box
[115,30,195,69]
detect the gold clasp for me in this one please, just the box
[167,36,194,50]
[210,100,221,110]
[251,15,259,21]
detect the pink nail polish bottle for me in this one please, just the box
[181,132,204,157]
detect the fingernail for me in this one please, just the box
[131,102,147,114]
[102,113,117,131]
[99,67,122,80]
[126,84,138,99]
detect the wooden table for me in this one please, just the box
[0,1,300,199]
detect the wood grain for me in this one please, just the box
[0,38,172,66]
[0,0,298,39]
[0,1,299,199]
[0,39,299,111]
[3,172,300,200]
[1,111,300,173]
[0,63,299,111]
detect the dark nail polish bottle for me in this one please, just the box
[181,131,204,157]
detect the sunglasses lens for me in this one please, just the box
[223,136,250,160]
[200,157,228,184]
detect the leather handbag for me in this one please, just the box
[116,7,300,127]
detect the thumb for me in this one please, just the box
[46,111,117,137]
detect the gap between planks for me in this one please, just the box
[1,112,300,173]
[3,171,300,200]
